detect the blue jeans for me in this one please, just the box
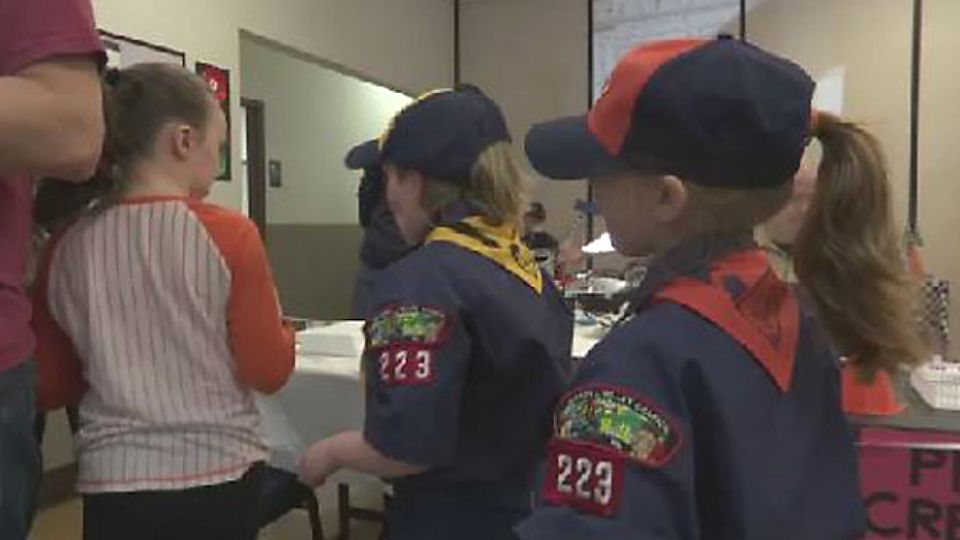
[0,361,40,540]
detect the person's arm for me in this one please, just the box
[197,205,295,393]
[0,0,105,180]
[31,235,87,411]
[517,331,697,540]
[299,431,427,486]
[302,288,470,485]
[0,57,104,181]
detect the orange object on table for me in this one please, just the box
[842,366,905,416]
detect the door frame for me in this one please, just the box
[241,97,267,239]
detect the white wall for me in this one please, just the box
[593,0,742,98]
[92,0,455,211]
[459,0,590,244]
[240,37,412,226]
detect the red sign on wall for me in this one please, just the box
[196,62,231,181]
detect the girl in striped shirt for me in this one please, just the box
[32,63,294,540]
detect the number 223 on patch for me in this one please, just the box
[378,345,436,386]
[543,438,625,517]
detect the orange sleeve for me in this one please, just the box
[31,234,86,411]
[193,203,295,394]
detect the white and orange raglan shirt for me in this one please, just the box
[32,196,295,493]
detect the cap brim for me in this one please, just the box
[525,116,624,180]
[345,139,381,170]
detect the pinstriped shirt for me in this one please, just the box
[32,196,294,493]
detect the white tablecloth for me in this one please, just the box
[258,354,369,484]
[259,325,602,481]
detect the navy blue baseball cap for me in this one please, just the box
[344,86,511,184]
[526,36,815,189]
[345,139,379,170]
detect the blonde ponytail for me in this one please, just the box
[423,142,529,226]
[795,112,926,378]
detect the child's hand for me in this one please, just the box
[299,439,338,487]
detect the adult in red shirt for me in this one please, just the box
[0,0,104,537]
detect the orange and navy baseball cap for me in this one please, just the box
[526,36,815,189]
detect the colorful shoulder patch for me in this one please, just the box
[554,386,681,468]
[364,305,454,387]
[543,386,683,517]
[365,305,452,350]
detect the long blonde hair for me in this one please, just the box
[422,142,529,227]
[794,112,925,377]
[650,113,925,378]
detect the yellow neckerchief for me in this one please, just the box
[426,216,543,294]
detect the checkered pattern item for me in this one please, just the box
[919,276,950,357]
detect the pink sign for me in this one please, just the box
[860,427,960,539]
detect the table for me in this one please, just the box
[258,324,602,537]
[260,326,604,474]
[854,372,960,432]
[258,354,366,478]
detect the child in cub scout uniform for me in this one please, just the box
[299,85,574,540]
[515,36,926,540]
[346,140,411,318]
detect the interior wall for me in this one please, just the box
[918,0,960,355]
[240,37,412,320]
[744,0,960,350]
[459,0,590,247]
[240,37,411,226]
[746,0,913,229]
[92,0,455,211]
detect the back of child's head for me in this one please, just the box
[677,114,923,378]
[104,64,212,178]
[37,63,215,224]
[526,36,925,377]
[422,141,527,227]
[376,85,528,227]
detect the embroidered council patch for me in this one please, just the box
[555,386,681,468]
[365,305,451,351]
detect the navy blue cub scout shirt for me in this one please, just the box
[517,236,866,540]
[362,217,574,492]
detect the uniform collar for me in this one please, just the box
[627,234,756,314]
[629,234,800,393]
[426,215,544,293]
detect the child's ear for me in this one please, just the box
[170,124,194,160]
[653,175,689,223]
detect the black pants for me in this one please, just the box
[387,482,531,540]
[82,463,263,540]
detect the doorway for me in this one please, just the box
[242,97,267,238]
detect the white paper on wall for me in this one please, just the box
[592,0,743,100]
[812,66,845,116]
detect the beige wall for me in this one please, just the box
[746,0,960,349]
[459,0,590,244]
[92,0,455,211]
[239,37,413,320]
[746,0,913,228]
[918,0,960,352]
[239,36,411,226]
